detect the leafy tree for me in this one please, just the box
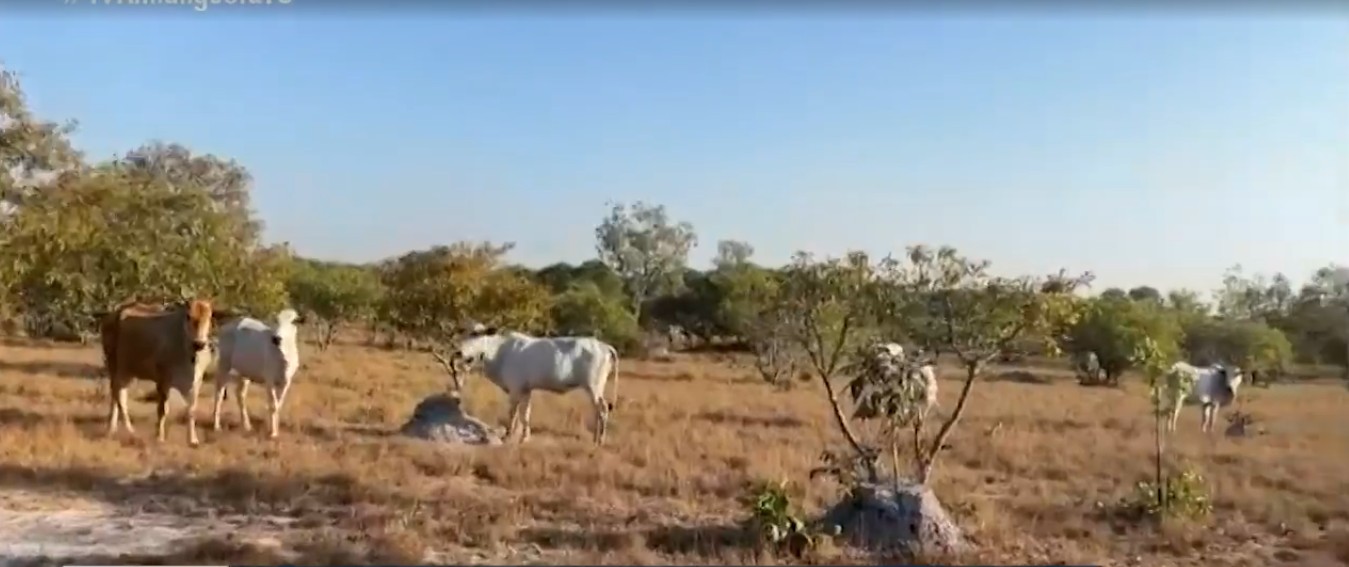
[723,265,796,386]
[869,245,1090,484]
[714,262,782,343]
[713,239,754,271]
[1213,265,1294,323]
[1100,287,1127,301]
[1181,317,1293,376]
[1128,286,1162,304]
[646,268,727,345]
[594,201,698,319]
[550,281,641,353]
[0,64,81,209]
[1166,288,1209,318]
[1063,296,1183,386]
[533,260,623,299]
[110,141,261,243]
[775,251,885,479]
[1,168,287,337]
[377,242,552,344]
[1298,265,1349,373]
[287,259,385,350]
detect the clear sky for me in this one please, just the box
[2,10,1346,293]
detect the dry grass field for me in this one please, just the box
[1,335,1348,566]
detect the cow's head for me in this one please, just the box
[271,308,305,347]
[1213,364,1245,398]
[179,299,214,358]
[451,325,501,365]
[873,342,906,360]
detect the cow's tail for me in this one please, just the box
[606,344,620,412]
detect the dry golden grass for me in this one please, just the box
[1,335,1347,566]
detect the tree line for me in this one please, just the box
[2,65,1346,387]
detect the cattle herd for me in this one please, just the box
[96,298,1241,449]
[96,299,624,447]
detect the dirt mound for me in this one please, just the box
[400,393,502,445]
[819,481,970,560]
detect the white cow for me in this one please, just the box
[1164,361,1244,433]
[876,342,938,420]
[445,327,619,445]
[1074,351,1104,383]
[876,342,906,361]
[211,308,305,438]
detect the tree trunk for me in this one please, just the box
[818,369,874,480]
[918,361,979,485]
[1154,394,1166,512]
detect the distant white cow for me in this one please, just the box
[1074,351,1104,383]
[441,327,619,445]
[876,342,906,361]
[211,308,305,438]
[1164,361,1244,433]
[856,342,938,422]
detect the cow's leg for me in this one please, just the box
[107,377,122,436]
[265,382,285,439]
[518,392,534,443]
[503,390,525,442]
[154,381,171,443]
[183,380,201,447]
[211,374,230,432]
[590,393,610,446]
[237,379,253,432]
[116,382,135,434]
[1201,404,1215,434]
[1167,398,1183,432]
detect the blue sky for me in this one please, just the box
[2,11,1346,293]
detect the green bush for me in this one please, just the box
[551,282,641,354]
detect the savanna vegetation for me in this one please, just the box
[2,63,1348,566]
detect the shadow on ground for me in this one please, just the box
[0,360,101,380]
[987,370,1054,385]
[520,523,752,556]
[0,407,109,430]
[0,461,410,517]
[694,410,804,429]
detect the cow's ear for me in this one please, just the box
[483,326,498,336]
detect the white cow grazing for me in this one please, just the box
[447,327,619,445]
[1164,361,1244,433]
[211,308,305,438]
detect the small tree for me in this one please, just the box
[1123,337,1212,521]
[594,201,698,320]
[775,251,884,479]
[377,242,552,347]
[870,245,1090,484]
[288,259,385,350]
[1063,296,1182,386]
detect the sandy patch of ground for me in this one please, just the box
[0,488,293,566]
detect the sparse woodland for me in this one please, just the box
[3,62,1349,565]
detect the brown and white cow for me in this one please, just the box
[99,299,227,445]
